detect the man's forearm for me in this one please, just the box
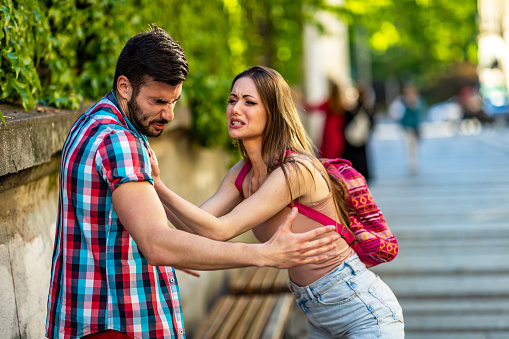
[146,209,338,270]
[114,181,337,271]
[148,227,266,269]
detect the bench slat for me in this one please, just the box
[261,294,294,339]
[194,296,236,339]
[229,267,258,293]
[259,267,280,292]
[245,295,278,339]
[196,267,295,338]
[230,267,289,294]
[215,296,250,338]
[228,296,264,339]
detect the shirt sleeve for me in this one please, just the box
[95,130,153,192]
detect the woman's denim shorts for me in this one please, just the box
[288,253,404,338]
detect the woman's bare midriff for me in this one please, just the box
[252,194,354,287]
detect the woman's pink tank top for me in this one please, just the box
[235,161,354,287]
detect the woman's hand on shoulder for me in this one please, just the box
[149,149,164,190]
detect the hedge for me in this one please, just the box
[0,0,321,147]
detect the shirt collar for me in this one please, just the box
[105,90,151,150]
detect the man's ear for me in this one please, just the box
[116,75,133,101]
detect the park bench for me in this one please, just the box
[229,266,289,294]
[194,267,295,339]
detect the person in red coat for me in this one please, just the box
[306,79,346,159]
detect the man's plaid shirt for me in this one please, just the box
[46,91,185,339]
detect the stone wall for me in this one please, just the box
[0,103,243,338]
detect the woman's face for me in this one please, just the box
[227,76,268,142]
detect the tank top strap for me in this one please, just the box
[235,161,252,194]
[290,201,356,245]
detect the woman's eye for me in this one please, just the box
[228,99,236,104]
[246,101,256,105]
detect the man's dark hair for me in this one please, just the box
[113,24,189,98]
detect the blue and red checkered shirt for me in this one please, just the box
[46,91,185,339]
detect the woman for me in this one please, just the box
[152,66,404,338]
[304,79,347,159]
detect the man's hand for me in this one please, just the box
[261,207,339,269]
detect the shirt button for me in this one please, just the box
[170,278,175,283]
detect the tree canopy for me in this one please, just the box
[341,0,478,88]
[1,0,479,134]
[0,0,317,145]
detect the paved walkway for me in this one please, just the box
[369,121,509,338]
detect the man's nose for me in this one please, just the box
[161,104,174,122]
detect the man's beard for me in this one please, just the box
[127,98,167,138]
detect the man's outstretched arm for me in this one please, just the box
[112,181,338,270]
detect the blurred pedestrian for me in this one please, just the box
[400,84,426,174]
[305,79,347,159]
[343,85,375,182]
[458,85,491,124]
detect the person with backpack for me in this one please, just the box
[151,66,404,338]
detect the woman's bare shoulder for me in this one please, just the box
[286,153,322,173]
[285,153,330,202]
[224,158,250,180]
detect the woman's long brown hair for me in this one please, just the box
[231,66,351,229]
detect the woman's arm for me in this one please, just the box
[159,204,196,234]
[112,181,339,269]
[151,155,245,228]
[154,157,324,241]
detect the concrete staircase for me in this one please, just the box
[370,123,509,338]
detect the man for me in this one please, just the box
[46,26,338,339]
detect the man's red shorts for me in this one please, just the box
[81,330,132,338]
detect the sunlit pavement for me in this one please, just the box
[369,120,509,338]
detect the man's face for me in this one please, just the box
[127,78,183,137]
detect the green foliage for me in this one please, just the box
[0,108,5,125]
[339,0,479,87]
[1,0,43,120]
[0,0,480,135]
[0,0,321,147]
[147,0,315,148]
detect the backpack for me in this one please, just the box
[234,158,398,267]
